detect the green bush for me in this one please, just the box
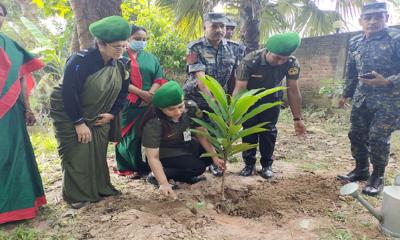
[122,0,187,76]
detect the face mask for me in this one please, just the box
[130,40,147,51]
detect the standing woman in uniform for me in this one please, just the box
[141,81,225,197]
[114,25,167,179]
[0,2,46,223]
[50,16,130,208]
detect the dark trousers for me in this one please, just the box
[348,101,400,167]
[242,104,280,167]
[160,147,212,182]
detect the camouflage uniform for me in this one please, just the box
[183,37,245,109]
[344,28,400,167]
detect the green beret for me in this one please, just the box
[89,16,130,43]
[152,81,184,108]
[265,32,301,56]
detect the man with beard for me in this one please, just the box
[183,12,245,177]
[337,2,400,196]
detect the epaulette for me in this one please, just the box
[349,33,364,45]
[244,49,263,63]
[387,28,400,40]
[187,38,205,49]
[226,39,240,46]
[75,49,90,58]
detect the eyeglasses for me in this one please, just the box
[106,43,126,50]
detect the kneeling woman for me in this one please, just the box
[141,81,225,197]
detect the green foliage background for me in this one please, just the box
[122,0,187,75]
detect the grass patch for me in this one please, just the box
[0,225,40,240]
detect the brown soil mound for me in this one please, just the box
[205,174,340,221]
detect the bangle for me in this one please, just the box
[293,117,303,121]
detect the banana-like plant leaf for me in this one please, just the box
[206,112,228,136]
[199,75,229,118]
[199,91,223,118]
[237,101,283,125]
[230,143,259,155]
[191,118,222,138]
[20,17,52,47]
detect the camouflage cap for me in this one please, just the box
[225,17,237,28]
[203,12,226,24]
[361,2,387,15]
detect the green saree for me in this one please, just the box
[115,50,166,175]
[50,63,124,203]
[0,33,46,224]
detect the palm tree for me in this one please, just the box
[156,0,397,52]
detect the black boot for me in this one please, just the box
[362,166,385,196]
[337,159,369,182]
[239,165,255,177]
[209,164,223,177]
[259,166,274,179]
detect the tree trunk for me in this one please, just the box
[70,24,80,53]
[239,0,261,53]
[69,0,122,50]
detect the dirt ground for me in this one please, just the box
[1,108,400,240]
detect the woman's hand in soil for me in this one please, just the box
[75,123,92,144]
[212,158,225,172]
[95,113,114,126]
[159,184,176,199]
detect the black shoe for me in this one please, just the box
[146,174,159,187]
[337,159,370,182]
[186,175,207,184]
[239,165,255,177]
[362,166,385,196]
[259,166,274,179]
[337,167,370,182]
[146,174,178,190]
[209,164,223,177]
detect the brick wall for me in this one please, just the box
[294,25,400,105]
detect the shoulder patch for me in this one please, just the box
[387,28,400,40]
[76,49,89,58]
[187,39,204,49]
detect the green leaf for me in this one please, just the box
[20,17,52,47]
[199,91,223,118]
[206,112,228,136]
[255,86,286,99]
[191,118,222,138]
[230,143,259,155]
[237,101,283,125]
[200,75,229,119]
[231,95,260,123]
[200,152,222,158]
[232,127,267,142]
[190,129,222,152]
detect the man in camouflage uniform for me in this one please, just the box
[184,12,245,176]
[224,17,237,40]
[337,2,400,196]
[233,32,306,179]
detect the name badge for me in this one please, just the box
[251,74,263,78]
[183,129,192,142]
